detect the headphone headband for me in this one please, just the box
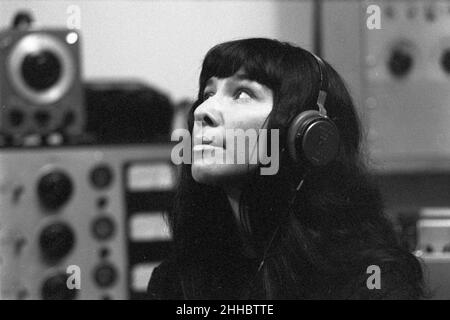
[309,52,328,117]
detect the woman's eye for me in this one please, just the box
[203,91,214,100]
[235,89,253,100]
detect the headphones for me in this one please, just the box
[286,52,340,167]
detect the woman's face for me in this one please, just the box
[192,68,273,186]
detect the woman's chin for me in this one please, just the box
[191,163,251,186]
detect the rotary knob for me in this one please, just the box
[37,170,73,211]
[94,263,118,288]
[90,165,114,189]
[39,222,75,262]
[388,46,414,78]
[91,216,116,241]
[41,273,77,300]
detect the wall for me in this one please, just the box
[0,0,314,103]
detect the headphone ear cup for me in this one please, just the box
[287,110,340,166]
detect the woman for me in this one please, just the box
[148,38,425,299]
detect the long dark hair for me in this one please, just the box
[168,38,425,299]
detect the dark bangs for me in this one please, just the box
[197,38,286,98]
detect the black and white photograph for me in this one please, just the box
[0,0,449,307]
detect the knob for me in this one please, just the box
[96,196,108,209]
[92,216,116,241]
[37,170,73,211]
[94,263,118,288]
[441,49,450,75]
[99,247,110,258]
[39,222,75,262]
[8,108,25,128]
[41,273,77,300]
[388,45,414,78]
[90,165,114,189]
[34,109,51,128]
[443,243,450,253]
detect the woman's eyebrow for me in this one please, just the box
[228,75,263,89]
[205,78,216,88]
[204,75,263,90]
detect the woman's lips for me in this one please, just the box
[192,144,223,152]
[193,135,226,150]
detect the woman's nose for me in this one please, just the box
[193,99,221,127]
